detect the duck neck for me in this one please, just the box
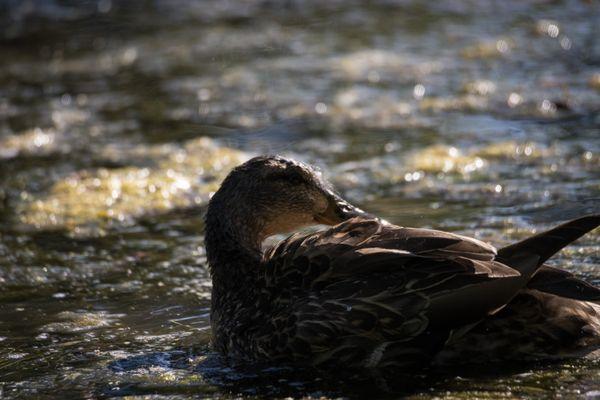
[204,206,264,300]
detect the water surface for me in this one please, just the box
[0,1,599,398]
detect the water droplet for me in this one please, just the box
[540,99,556,114]
[547,24,559,38]
[384,142,400,152]
[315,102,328,114]
[413,84,425,99]
[121,47,138,65]
[197,88,211,101]
[60,93,72,106]
[496,39,509,53]
[508,92,523,107]
[560,36,572,50]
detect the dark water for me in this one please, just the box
[0,1,599,398]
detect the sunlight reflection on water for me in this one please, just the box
[0,0,598,398]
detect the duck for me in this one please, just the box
[204,155,600,369]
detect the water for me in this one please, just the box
[0,1,599,398]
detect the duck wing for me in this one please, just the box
[259,218,528,367]
[256,216,599,368]
[265,218,524,325]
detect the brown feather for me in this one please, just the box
[206,156,600,369]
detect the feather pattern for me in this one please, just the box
[209,216,600,369]
[214,218,573,368]
[205,157,600,369]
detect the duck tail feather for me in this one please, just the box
[528,265,600,301]
[496,214,600,279]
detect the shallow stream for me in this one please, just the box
[0,1,599,398]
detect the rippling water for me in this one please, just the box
[0,1,599,398]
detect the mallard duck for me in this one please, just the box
[205,156,600,369]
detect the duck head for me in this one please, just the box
[205,155,373,249]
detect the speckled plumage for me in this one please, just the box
[205,156,600,369]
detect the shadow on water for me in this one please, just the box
[103,349,591,399]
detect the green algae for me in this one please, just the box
[405,141,548,176]
[16,138,248,235]
[461,38,515,60]
[474,141,550,160]
[406,144,487,174]
[0,128,58,159]
[419,95,491,113]
[40,311,122,334]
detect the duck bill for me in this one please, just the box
[314,193,374,225]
